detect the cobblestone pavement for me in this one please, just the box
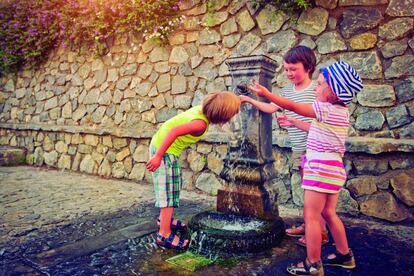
[1,166,414,275]
[0,166,215,244]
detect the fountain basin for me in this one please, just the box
[188,211,285,258]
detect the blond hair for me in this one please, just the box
[202,91,240,124]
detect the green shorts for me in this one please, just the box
[150,145,182,208]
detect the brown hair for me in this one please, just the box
[202,91,240,124]
[284,45,316,77]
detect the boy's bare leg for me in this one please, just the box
[158,207,188,246]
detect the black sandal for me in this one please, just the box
[157,217,187,230]
[324,249,356,269]
[156,232,188,250]
[286,258,324,276]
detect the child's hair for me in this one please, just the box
[202,91,240,124]
[283,45,316,77]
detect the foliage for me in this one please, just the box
[252,0,311,17]
[0,0,182,75]
[205,0,215,27]
[0,0,59,75]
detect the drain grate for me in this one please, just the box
[166,251,214,271]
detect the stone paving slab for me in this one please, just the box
[0,166,215,244]
[1,166,414,276]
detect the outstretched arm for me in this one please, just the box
[146,119,207,172]
[277,114,311,132]
[247,80,316,119]
[240,95,280,113]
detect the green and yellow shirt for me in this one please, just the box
[151,105,209,157]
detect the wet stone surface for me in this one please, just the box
[1,208,414,275]
[1,166,414,275]
[0,201,208,275]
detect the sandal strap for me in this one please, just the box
[304,258,311,272]
[177,239,185,248]
[165,232,176,244]
[156,233,165,242]
[157,217,186,229]
[157,232,187,250]
[334,249,353,261]
[157,217,174,223]
[305,258,322,271]
[157,232,176,249]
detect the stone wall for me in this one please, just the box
[0,0,413,222]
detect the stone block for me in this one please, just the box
[80,154,96,174]
[353,157,389,175]
[357,85,395,107]
[44,150,58,167]
[390,169,414,206]
[359,191,409,222]
[337,189,359,214]
[256,5,286,35]
[0,147,26,166]
[296,7,329,36]
[116,148,130,161]
[129,163,146,181]
[386,105,411,129]
[195,172,222,196]
[169,47,189,64]
[57,154,71,170]
[339,8,382,39]
[188,150,205,172]
[346,176,377,197]
[207,153,224,175]
[112,161,125,178]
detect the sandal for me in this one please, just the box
[324,248,356,269]
[156,232,188,251]
[296,231,329,247]
[286,223,305,237]
[287,258,324,276]
[157,217,187,230]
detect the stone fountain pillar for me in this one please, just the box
[187,55,285,258]
[218,55,279,220]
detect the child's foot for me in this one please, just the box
[295,231,329,247]
[324,249,356,269]
[286,223,305,237]
[286,258,324,276]
[157,217,187,230]
[156,232,189,250]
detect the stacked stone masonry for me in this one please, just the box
[0,0,413,222]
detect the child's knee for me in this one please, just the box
[321,209,337,221]
[304,209,321,222]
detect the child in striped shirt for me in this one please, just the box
[241,46,329,247]
[247,61,363,276]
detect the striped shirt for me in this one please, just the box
[306,101,349,155]
[280,82,316,152]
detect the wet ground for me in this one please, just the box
[1,166,414,275]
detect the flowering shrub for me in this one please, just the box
[0,0,182,75]
[0,0,60,75]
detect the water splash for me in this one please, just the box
[201,217,265,232]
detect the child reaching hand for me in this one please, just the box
[246,61,363,276]
[146,91,240,251]
[241,45,328,248]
